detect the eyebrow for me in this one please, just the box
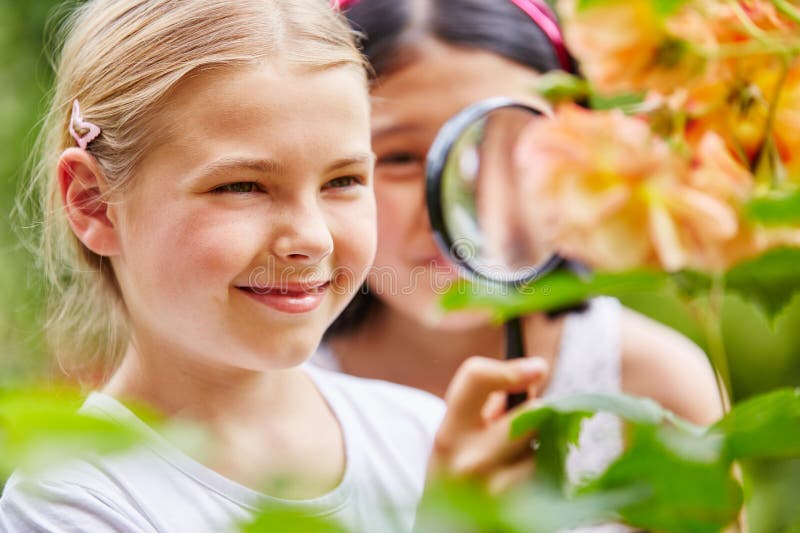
[326,153,376,171]
[371,123,423,140]
[199,157,285,177]
[194,153,375,180]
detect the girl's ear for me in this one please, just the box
[58,147,121,257]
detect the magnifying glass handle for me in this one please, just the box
[505,317,527,411]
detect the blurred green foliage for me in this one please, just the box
[0,0,63,384]
[414,390,800,533]
[444,253,800,402]
[0,387,149,477]
[619,291,800,400]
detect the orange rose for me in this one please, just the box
[558,0,712,95]
[514,106,760,271]
[683,54,792,167]
[680,1,798,164]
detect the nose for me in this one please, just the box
[409,176,438,250]
[270,198,334,265]
[414,180,432,233]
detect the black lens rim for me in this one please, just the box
[425,96,565,287]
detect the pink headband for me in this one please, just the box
[508,0,572,72]
[69,99,101,150]
[330,0,572,72]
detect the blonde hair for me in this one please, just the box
[25,0,367,382]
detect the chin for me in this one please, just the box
[427,310,494,331]
[240,336,321,372]
[397,298,493,332]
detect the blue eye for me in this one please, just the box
[214,182,258,194]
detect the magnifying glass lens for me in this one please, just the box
[437,104,555,285]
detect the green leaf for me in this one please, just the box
[534,71,590,103]
[670,248,800,320]
[532,64,645,111]
[511,393,672,438]
[711,388,800,460]
[504,483,647,533]
[669,269,712,299]
[584,425,741,533]
[510,395,635,491]
[740,458,800,533]
[511,393,704,497]
[415,477,513,533]
[512,393,740,533]
[536,414,586,490]
[441,248,800,331]
[441,270,667,320]
[417,474,646,533]
[0,388,151,476]
[745,189,800,225]
[724,247,800,321]
[240,508,347,533]
[588,91,646,112]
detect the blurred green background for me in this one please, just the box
[0,0,60,386]
[1,0,798,399]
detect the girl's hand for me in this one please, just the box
[428,356,549,495]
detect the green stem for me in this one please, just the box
[695,38,800,60]
[774,0,800,25]
[754,58,791,187]
[729,0,773,43]
[703,274,733,413]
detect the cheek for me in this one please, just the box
[373,180,418,254]
[171,222,254,278]
[122,204,264,299]
[335,196,377,270]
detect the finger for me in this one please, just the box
[442,356,549,431]
[481,391,506,424]
[486,457,536,496]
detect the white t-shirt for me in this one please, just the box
[0,365,446,533]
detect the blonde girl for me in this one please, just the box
[0,1,550,531]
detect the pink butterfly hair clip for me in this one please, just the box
[69,99,101,150]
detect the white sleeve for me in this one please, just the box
[1,476,156,533]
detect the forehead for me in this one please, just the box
[139,63,371,175]
[370,40,545,138]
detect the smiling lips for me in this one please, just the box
[237,281,330,314]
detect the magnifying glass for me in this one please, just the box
[425,97,565,410]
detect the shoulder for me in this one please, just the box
[1,462,154,532]
[304,365,445,504]
[305,364,446,437]
[619,307,723,425]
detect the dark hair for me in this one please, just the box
[347,0,566,78]
[325,0,572,340]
